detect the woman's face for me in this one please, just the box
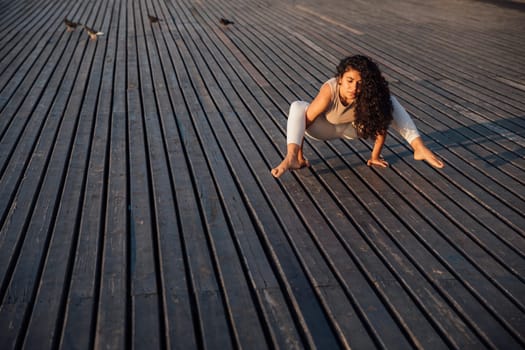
[338,68,361,105]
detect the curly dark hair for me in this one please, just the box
[335,55,393,139]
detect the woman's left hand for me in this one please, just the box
[367,158,389,168]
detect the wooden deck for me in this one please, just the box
[1,0,524,348]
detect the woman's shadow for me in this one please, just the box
[388,115,525,168]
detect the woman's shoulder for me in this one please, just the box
[322,77,338,99]
[324,77,337,89]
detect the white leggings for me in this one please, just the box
[286,96,420,145]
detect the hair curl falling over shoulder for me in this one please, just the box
[336,55,393,139]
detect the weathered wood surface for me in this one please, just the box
[0,0,524,348]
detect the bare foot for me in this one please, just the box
[414,147,444,168]
[271,157,309,178]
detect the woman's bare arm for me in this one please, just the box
[305,83,332,128]
[367,133,389,167]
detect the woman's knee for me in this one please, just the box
[390,95,404,113]
[390,95,399,104]
[389,95,420,142]
[289,101,309,115]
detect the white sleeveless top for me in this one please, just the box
[323,78,356,125]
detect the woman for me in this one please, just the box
[271,55,444,178]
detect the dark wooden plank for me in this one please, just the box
[274,7,524,342]
[394,80,525,181]
[157,3,275,348]
[347,142,525,327]
[182,2,435,348]
[294,127,489,348]
[0,0,63,85]
[0,27,101,350]
[124,1,166,348]
[143,2,239,349]
[370,28,525,106]
[83,0,129,346]
[145,2,302,347]
[0,0,524,349]
[136,19,202,350]
[2,0,95,326]
[147,38,222,350]
[0,1,32,36]
[58,1,125,348]
[0,0,117,347]
[0,0,79,116]
[275,0,525,117]
[205,0,524,348]
[169,2,352,348]
[191,6,402,350]
[388,85,525,209]
[0,35,85,231]
[391,89,525,221]
[408,81,525,160]
[262,0,524,216]
[0,27,83,170]
[20,1,117,349]
[140,0,208,348]
[164,6,330,350]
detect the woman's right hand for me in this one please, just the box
[367,158,389,168]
